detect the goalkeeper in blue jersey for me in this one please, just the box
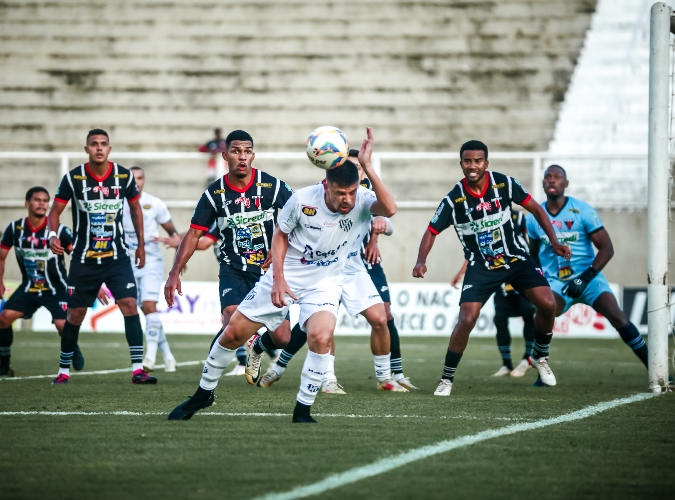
[526,165,648,375]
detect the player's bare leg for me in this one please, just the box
[521,286,557,386]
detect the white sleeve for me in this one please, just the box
[382,217,394,236]
[155,198,172,225]
[359,188,378,224]
[277,193,300,234]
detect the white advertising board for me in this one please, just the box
[32,281,621,339]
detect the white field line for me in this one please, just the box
[14,342,209,349]
[252,392,655,500]
[0,411,531,422]
[0,360,204,381]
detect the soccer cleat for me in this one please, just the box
[72,346,85,371]
[131,369,158,385]
[377,378,409,392]
[528,356,556,386]
[0,366,14,377]
[322,380,346,394]
[52,373,69,385]
[225,364,246,376]
[434,379,453,396]
[292,402,317,423]
[143,355,155,372]
[164,359,176,372]
[493,366,511,377]
[245,335,264,385]
[292,413,318,423]
[510,359,532,378]
[258,366,283,388]
[394,375,419,390]
[168,390,215,421]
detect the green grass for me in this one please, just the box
[0,332,673,500]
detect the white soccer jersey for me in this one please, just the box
[276,183,377,290]
[123,191,171,267]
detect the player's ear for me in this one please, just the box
[222,150,228,162]
[485,159,489,169]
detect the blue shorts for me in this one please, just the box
[548,272,613,313]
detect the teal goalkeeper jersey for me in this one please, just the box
[525,196,603,282]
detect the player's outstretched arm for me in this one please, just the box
[128,197,145,269]
[47,201,67,255]
[164,227,203,307]
[270,226,297,308]
[358,127,397,218]
[160,220,179,238]
[450,260,468,288]
[0,247,9,298]
[412,229,436,278]
[522,199,571,260]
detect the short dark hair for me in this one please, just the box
[225,130,254,148]
[130,166,144,172]
[26,186,49,201]
[460,140,488,160]
[86,129,109,142]
[546,164,567,178]
[326,160,359,187]
[348,149,360,158]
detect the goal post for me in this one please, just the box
[647,2,673,393]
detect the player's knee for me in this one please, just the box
[0,311,11,328]
[67,308,86,325]
[117,298,138,316]
[457,310,479,330]
[537,295,557,318]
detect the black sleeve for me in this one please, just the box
[125,172,140,202]
[0,223,13,250]
[428,198,454,235]
[54,175,73,204]
[58,225,74,253]
[509,176,531,206]
[190,191,218,232]
[274,180,294,210]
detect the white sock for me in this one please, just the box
[296,350,330,406]
[200,343,236,390]
[132,362,143,372]
[393,372,405,382]
[58,367,70,376]
[323,354,337,383]
[273,363,286,375]
[374,353,392,382]
[145,313,160,362]
[158,324,175,362]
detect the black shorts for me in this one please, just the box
[3,287,68,321]
[67,257,138,308]
[460,258,548,305]
[219,264,261,311]
[494,291,535,318]
[367,262,391,303]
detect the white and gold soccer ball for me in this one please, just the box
[305,126,350,170]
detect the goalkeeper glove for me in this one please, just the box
[562,266,598,299]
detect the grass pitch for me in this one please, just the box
[0,332,673,500]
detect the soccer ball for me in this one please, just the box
[306,126,349,170]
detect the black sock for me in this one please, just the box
[293,401,311,416]
[522,312,535,359]
[277,323,308,368]
[208,328,224,351]
[0,326,13,368]
[441,350,463,382]
[617,322,648,367]
[124,314,144,366]
[494,314,513,369]
[60,321,80,368]
[195,386,214,400]
[532,327,552,359]
[253,330,278,355]
[388,319,403,374]
[236,346,247,366]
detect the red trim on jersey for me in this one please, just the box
[54,197,68,204]
[85,162,113,182]
[128,193,140,203]
[427,225,440,235]
[517,194,532,206]
[204,233,218,241]
[224,168,256,193]
[461,177,489,199]
[26,218,47,233]
[190,223,210,232]
[0,243,10,250]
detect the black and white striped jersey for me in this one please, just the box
[54,162,140,264]
[190,168,293,276]
[428,171,532,270]
[1,218,72,294]
[357,177,377,269]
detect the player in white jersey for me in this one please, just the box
[122,167,180,372]
[168,127,398,423]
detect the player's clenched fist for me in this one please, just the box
[412,262,427,278]
[552,242,572,260]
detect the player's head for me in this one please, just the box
[543,164,569,199]
[214,128,222,138]
[459,140,489,183]
[130,166,145,192]
[84,129,111,166]
[223,130,255,179]
[25,186,50,216]
[324,160,360,215]
[348,148,365,180]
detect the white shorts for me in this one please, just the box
[133,261,164,303]
[237,272,342,332]
[340,270,383,317]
